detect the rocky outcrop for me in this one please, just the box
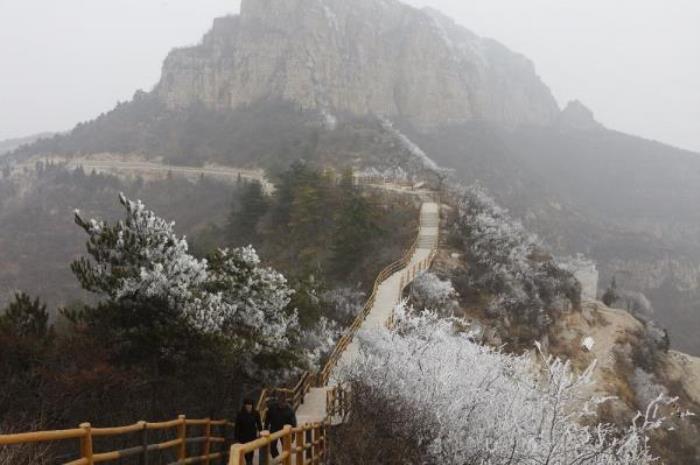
[557,100,603,130]
[156,0,560,130]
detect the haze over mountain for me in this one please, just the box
[157,0,559,129]
[5,0,700,356]
[0,133,52,156]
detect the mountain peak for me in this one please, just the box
[558,100,603,130]
[157,0,560,129]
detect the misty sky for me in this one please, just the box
[1,0,698,152]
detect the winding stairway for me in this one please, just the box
[295,197,440,425]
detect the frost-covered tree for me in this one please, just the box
[204,247,297,361]
[410,272,457,313]
[320,287,365,324]
[72,194,210,327]
[71,194,298,370]
[335,305,675,465]
[453,184,580,332]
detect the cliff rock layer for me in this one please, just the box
[156,0,560,129]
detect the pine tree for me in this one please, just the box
[70,194,299,372]
[227,180,268,247]
[602,277,619,307]
[0,292,50,338]
[330,191,380,279]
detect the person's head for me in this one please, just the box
[243,398,254,413]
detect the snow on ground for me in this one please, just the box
[378,117,441,171]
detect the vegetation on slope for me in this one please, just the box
[0,162,417,457]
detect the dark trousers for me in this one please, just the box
[245,451,254,465]
[270,438,280,458]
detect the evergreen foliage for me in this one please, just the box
[452,184,581,337]
[0,292,50,339]
[70,194,298,367]
[227,180,269,248]
[603,276,620,307]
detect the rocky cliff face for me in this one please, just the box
[156,0,560,130]
[557,100,603,131]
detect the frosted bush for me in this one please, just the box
[338,305,673,465]
[453,184,580,331]
[411,272,457,313]
[630,368,668,409]
[619,290,654,320]
[302,316,342,368]
[320,287,365,323]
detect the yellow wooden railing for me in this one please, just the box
[0,415,232,465]
[229,423,327,465]
[325,385,350,420]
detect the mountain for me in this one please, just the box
[8,0,700,356]
[156,0,559,130]
[403,122,700,354]
[0,133,53,156]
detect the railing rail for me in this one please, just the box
[228,423,326,465]
[317,230,421,386]
[326,385,350,420]
[0,415,233,465]
[272,185,440,401]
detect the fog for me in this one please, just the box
[1,0,698,152]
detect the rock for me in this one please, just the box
[557,100,603,130]
[581,336,595,352]
[156,0,560,130]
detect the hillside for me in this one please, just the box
[0,133,52,156]
[7,0,700,357]
[403,121,700,354]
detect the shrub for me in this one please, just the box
[335,306,674,465]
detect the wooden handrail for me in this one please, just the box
[229,424,327,465]
[316,219,423,386]
[0,415,232,465]
[258,182,440,417]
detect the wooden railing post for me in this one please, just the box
[79,423,94,465]
[220,423,229,465]
[305,428,312,462]
[138,421,148,465]
[230,444,244,465]
[311,426,318,463]
[203,418,212,465]
[260,431,271,465]
[282,426,293,465]
[177,415,187,461]
[295,428,304,465]
[321,425,327,461]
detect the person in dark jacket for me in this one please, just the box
[265,398,297,458]
[235,399,262,465]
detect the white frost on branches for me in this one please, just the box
[75,195,209,313]
[340,305,673,465]
[454,184,580,328]
[74,195,297,357]
[204,247,297,353]
[411,272,458,313]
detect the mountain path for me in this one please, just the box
[295,200,439,426]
